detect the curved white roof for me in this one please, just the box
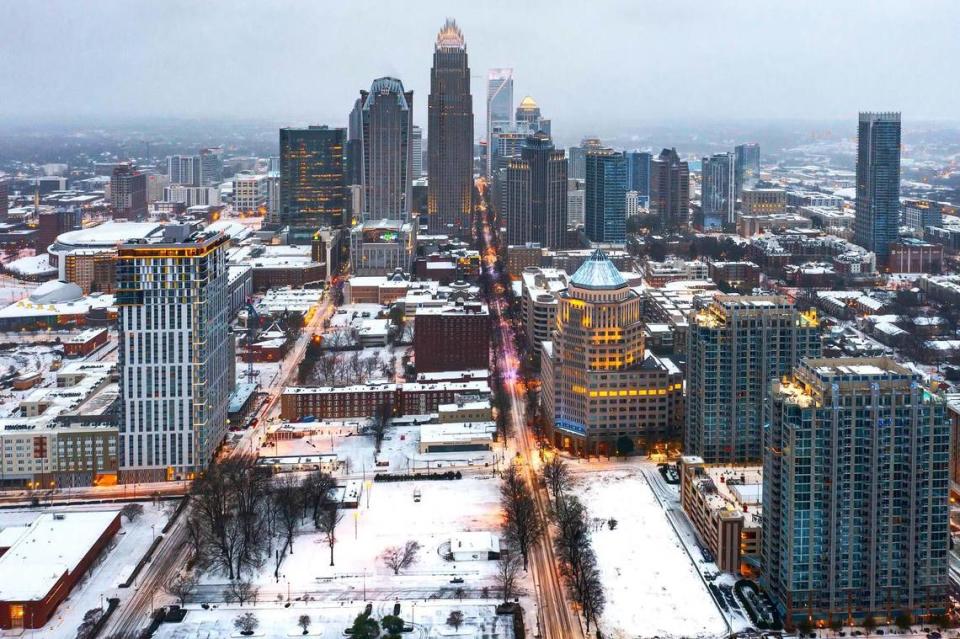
[54,221,164,248]
[29,280,83,304]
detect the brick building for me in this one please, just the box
[413,300,490,373]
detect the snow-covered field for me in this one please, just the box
[153,600,515,639]
[573,466,729,639]
[0,501,171,639]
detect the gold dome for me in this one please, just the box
[518,96,538,110]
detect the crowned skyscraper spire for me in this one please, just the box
[427,18,474,238]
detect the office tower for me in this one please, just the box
[347,104,363,188]
[685,296,820,464]
[701,152,736,228]
[904,199,943,232]
[427,19,474,237]
[625,191,641,218]
[741,188,787,216]
[568,137,603,181]
[763,357,949,627]
[626,151,652,197]
[168,155,201,186]
[233,173,266,214]
[541,249,683,456]
[734,143,760,198]
[584,148,627,243]
[351,77,414,221]
[117,224,233,481]
[486,68,514,177]
[855,112,901,261]
[199,147,224,186]
[650,148,690,229]
[279,126,348,233]
[567,179,585,227]
[505,132,568,248]
[515,96,550,136]
[411,125,423,178]
[110,164,147,220]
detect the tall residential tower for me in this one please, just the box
[854,112,901,262]
[584,148,627,244]
[505,132,568,248]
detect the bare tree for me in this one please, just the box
[316,503,343,566]
[500,464,544,570]
[315,352,342,386]
[120,503,144,522]
[541,456,571,506]
[380,540,422,575]
[164,571,199,606]
[233,612,259,635]
[301,470,336,526]
[272,475,303,554]
[495,553,523,603]
[370,402,392,453]
[580,558,606,632]
[297,615,311,635]
[223,579,259,607]
[446,611,464,630]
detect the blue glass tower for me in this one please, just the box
[854,112,901,261]
[584,148,626,243]
[625,151,651,197]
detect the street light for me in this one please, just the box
[354,510,360,540]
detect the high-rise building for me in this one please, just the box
[541,249,683,456]
[411,125,423,178]
[427,19,474,237]
[567,179,585,227]
[904,199,943,232]
[486,68,513,178]
[626,151,652,197]
[0,178,9,222]
[199,147,224,186]
[233,173,267,214]
[584,148,627,244]
[701,152,736,229]
[650,148,690,229]
[351,77,414,221]
[685,296,820,464]
[505,132,568,249]
[515,96,550,136]
[279,126,348,233]
[117,224,233,481]
[568,137,603,181]
[854,112,901,261]
[734,143,760,198]
[763,357,949,626]
[110,164,147,220]
[167,155,201,186]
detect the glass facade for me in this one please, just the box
[584,148,626,243]
[279,126,348,231]
[854,113,901,261]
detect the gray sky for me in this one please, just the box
[3,0,958,139]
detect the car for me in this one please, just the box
[450,577,464,584]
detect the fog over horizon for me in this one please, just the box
[3,0,959,144]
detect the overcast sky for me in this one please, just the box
[3,0,958,139]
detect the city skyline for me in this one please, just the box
[3,1,959,134]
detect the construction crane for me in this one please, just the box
[244,300,260,385]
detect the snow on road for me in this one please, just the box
[573,467,728,639]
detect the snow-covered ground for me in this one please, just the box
[572,465,730,639]
[0,501,171,639]
[153,600,515,639]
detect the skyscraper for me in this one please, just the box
[279,126,348,234]
[568,137,603,181]
[110,163,147,220]
[486,68,513,178]
[763,357,948,627]
[505,132,568,248]
[701,152,736,229]
[650,148,690,229]
[734,143,760,198]
[0,179,8,222]
[854,112,901,262]
[427,19,474,237]
[626,151,652,197]
[352,77,414,221]
[199,147,224,186]
[411,125,423,178]
[117,224,233,481]
[685,296,821,463]
[541,249,683,456]
[584,148,626,243]
[515,96,550,136]
[167,155,201,186]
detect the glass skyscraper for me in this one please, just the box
[427,19,474,237]
[278,126,348,234]
[626,151,652,197]
[505,132,567,248]
[486,68,513,178]
[584,148,626,244]
[854,112,901,262]
[734,142,760,198]
[701,152,736,229]
[650,148,690,229]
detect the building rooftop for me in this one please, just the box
[569,249,627,290]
